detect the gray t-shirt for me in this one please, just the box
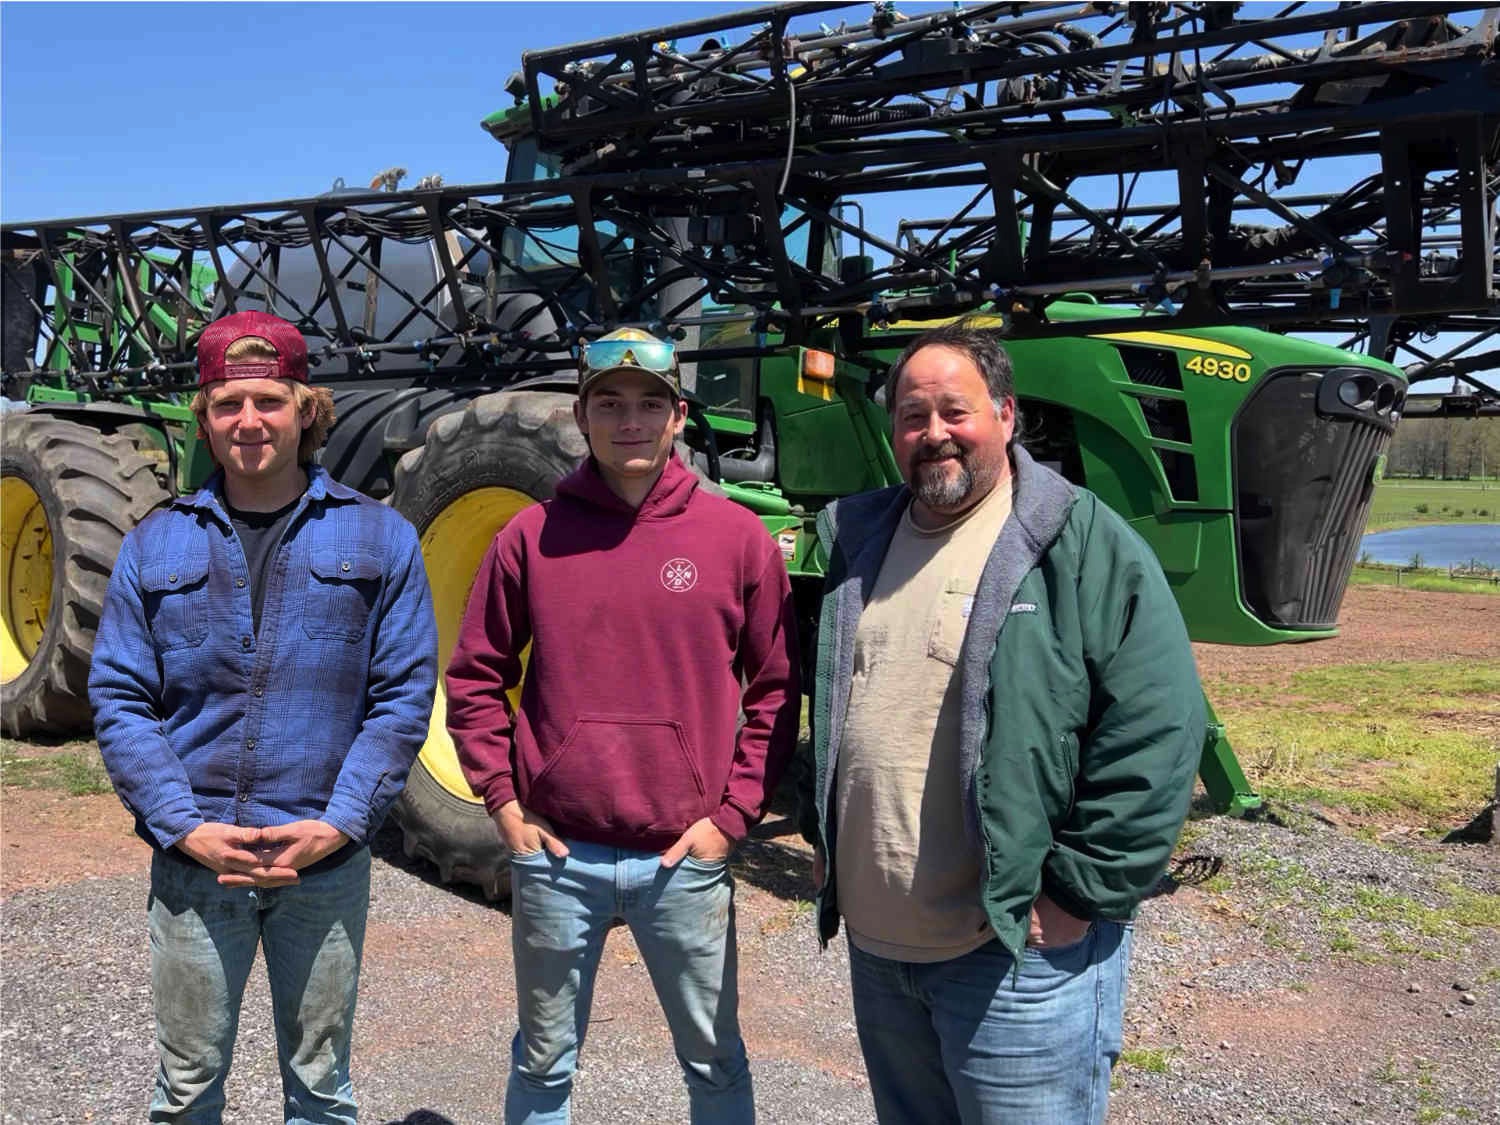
[834,478,1013,962]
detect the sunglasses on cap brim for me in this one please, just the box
[581,338,677,374]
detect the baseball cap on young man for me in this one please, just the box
[578,327,681,400]
[197,310,309,386]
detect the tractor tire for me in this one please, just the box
[322,386,482,499]
[387,391,587,899]
[1,414,170,736]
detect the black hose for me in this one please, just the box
[810,104,931,130]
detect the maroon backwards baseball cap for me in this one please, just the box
[197,310,309,386]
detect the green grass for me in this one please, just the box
[1040,578,1500,962]
[0,740,113,796]
[1174,819,1208,850]
[1442,883,1500,929]
[1223,848,1500,961]
[1350,565,1500,596]
[1207,661,1500,830]
[1199,872,1232,894]
[1119,1046,1176,1074]
[1328,925,1359,953]
[1367,478,1500,532]
[1380,932,1420,955]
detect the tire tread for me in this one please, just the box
[1,415,170,735]
[387,390,584,900]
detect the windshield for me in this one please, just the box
[504,136,562,186]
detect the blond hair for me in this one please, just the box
[191,335,335,465]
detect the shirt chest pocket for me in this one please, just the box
[303,548,382,642]
[141,557,211,651]
[928,577,978,666]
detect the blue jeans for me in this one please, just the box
[505,839,753,1124]
[848,921,1132,1125]
[146,847,370,1124]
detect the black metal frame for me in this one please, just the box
[4,1,1497,408]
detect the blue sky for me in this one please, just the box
[2,1,1386,233]
[1,2,793,221]
[2,0,1354,225]
[0,0,990,292]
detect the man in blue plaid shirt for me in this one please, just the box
[88,310,437,1124]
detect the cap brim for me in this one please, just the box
[578,365,681,398]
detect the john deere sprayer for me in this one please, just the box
[4,2,1497,897]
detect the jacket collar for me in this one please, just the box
[821,444,1075,585]
[1006,444,1077,556]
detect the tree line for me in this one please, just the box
[1385,417,1500,480]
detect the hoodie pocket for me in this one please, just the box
[529,716,708,835]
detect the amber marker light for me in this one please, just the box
[801,348,836,381]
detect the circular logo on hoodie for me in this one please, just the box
[661,557,698,592]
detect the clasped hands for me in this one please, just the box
[492,800,731,867]
[178,820,349,887]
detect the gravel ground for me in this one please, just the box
[1,816,876,1125]
[3,584,1498,1122]
[1115,812,1500,1124]
[3,806,1495,1124]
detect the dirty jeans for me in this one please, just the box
[505,839,753,1124]
[145,846,370,1124]
[848,921,1132,1125]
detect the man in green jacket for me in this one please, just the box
[800,323,1204,1124]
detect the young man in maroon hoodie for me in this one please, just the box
[445,327,801,1124]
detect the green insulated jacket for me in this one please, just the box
[800,445,1205,960]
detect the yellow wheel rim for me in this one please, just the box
[1,476,52,685]
[420,486,536,802]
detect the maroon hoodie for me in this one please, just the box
[445,454,801,851]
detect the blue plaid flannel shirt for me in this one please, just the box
[88,466,437,851]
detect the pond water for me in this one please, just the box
[1359,523,1500,568]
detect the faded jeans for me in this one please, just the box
[505,839,753,1124]
[145,846,370,1124]
[848,921,1132,1125]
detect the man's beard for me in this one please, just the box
[910,441,977,510]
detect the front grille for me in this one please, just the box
[1233,367,1402,629]
[1117,346,1183,390]
[1137,395,1192,442]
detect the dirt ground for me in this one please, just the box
[2,583,1498,1123]
[1192,586,1500,680]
